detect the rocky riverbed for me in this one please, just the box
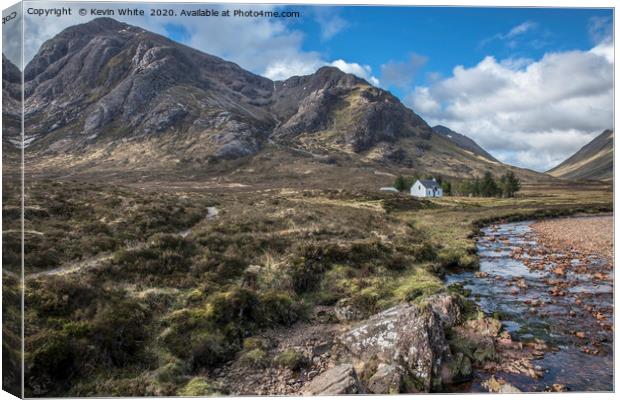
[447,216,613,392]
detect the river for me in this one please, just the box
[446,219,613,392]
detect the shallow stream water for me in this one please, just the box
[446,220,613,392]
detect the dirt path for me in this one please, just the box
[531,215,613,260]
[27,206,221,279]
[26,253,114,280]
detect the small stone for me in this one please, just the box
[550,383,567,392]
[482,376,521,393]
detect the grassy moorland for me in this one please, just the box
[3,178,611,396]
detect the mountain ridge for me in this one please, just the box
[547,129,613,181]
[432,125,498,163]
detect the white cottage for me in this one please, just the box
[410,179,443,198]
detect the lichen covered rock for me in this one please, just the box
[339,303,451,392]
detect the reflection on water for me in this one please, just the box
[447,221,613,392]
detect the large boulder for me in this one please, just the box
[301,364,363,395]
[339,303,451,392]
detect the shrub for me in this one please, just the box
[288,242,358,293]
[206,288,261,327]
[156,360,188,384]
[189,331,234,370]
[178,377,220,396]
[26,277,96,317]
[347,286,384,317]
[160,309,211,358]
[243,337,270,351]
[273,349,306,371]
[409,242,437,263]
[238,348,269,368]
[112,235,196,276]
[288,257,325,294]
[28,332,77,383]
[259,291,303,326]
[383,197,432,213]
[438,249,478,270]
[91,298,151,367]
[395,268,444,302]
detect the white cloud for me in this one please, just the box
[263,53,325,80]
[313,9,348,40]
[379,53,428,89]
[408,44,613,171]
[506,21,537,38]
[330,59,379,86]
[479,20,538,48]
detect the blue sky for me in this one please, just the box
[160,6,612,99]
[13,3,615,170]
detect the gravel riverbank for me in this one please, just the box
[531,215,613,261]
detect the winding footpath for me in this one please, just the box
[24,207,220,280]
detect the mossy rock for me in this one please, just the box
[449,331,498,366]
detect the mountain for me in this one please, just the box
[10,18,552,185]
[547,129,613,181]
[20,18,436,162]
[432,125,498,162]
[2,54,21,151]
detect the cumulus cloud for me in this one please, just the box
[408,44,613,171]
[379,53,427,89]
[330,59,379,86]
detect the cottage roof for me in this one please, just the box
[417,179,441,189]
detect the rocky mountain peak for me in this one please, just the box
[16,18,442,168]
